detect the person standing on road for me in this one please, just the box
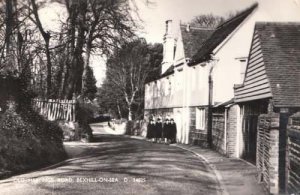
[170,118,177,143]
[146,118,155,141]
[155,117,163,143]
[163,118,171,144]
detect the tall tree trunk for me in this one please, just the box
[61,51,70,98]
[128,106,133,121]
[117,100,122,119]
[65,1,87,99]
[4,0,15,71]
[31,0,52,97]
[82,41,92,93]
[45,39,52,97]
[5,0,13,54]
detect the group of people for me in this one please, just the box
[146,117,177,144]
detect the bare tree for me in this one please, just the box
[0,0,149,100]
[105,39,157,120]
[0,0,36,74]
[60,0,137,99]
[1,0,17,72]
[81,0,136,93]
[29,0,53,97]
[189,14,225,28]
[63,0,87,98]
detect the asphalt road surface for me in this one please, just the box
[0,124,221,195]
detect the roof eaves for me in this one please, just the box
[145,65,175,84]
[189,3,258,65]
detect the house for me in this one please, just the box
[144,1,300,193]
[234,22,300,194]
[144,3,258,145]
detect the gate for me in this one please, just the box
[242,115,258,164]
[240,101,268,165]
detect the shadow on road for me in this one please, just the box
[0,133,221,195]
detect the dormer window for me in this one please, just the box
[235,57,248,84]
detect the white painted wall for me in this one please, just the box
[212,6,293,104]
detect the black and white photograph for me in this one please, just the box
[0,0,300,194]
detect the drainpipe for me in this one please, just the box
[224,107,228,153]
[207,56,218,148]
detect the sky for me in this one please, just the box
[137,0,300,43]
[40,0,300,87]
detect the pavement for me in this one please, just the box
[172,144,266,195]
[0,122,266,195]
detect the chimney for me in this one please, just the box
[161,20,175,75]
[166,20,172,35]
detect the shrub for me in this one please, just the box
[0,102,66,174]
[125,120,134,135]
[76,103,94,142]
[124,120,147,136]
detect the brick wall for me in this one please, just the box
[189,107,196,144]
[287,112,300,194]
[257,113,280,194]
[210,104,239,156]
[226,105,238,157]
[189,106,208,147]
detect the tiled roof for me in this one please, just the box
[256,22,300,107]
[213,98,234,108]
[145,65,174,84]
[160,65,175,77]
[180,25,214,59]
[189,3,258,65]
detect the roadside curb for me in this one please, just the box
[123,135,146,140]
[125,135,229,195]
[173,145,229,195]
[0,158,71,181]
[0,171,12,180]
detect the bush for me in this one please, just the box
[57,121,78,141]
[124,120,147,136]
[125,120,134,135]
[0,102,66,175]
[76,103,94,142]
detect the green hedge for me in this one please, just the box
[0,102,66,175]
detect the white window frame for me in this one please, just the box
[196,107,206,130]
[163,78,170,96]
[191,67,196,90]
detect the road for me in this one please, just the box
[0,123,221,195]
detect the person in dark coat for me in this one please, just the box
[146,118,155,140]
[170,118,177,143]
[155,117,163,143]
[163,118,171,144]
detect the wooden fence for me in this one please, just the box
[32,98,76,122]
[257,113,280,194]
[287,112,300,194]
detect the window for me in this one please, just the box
[176,70,183,90]
[238,58,247,84]
[170,75,174,94]
[155,81,161,97]
[163,78,170,96]
[196,107,206,130]
[191,67,196,90]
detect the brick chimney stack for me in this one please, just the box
[162,20,175,75]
